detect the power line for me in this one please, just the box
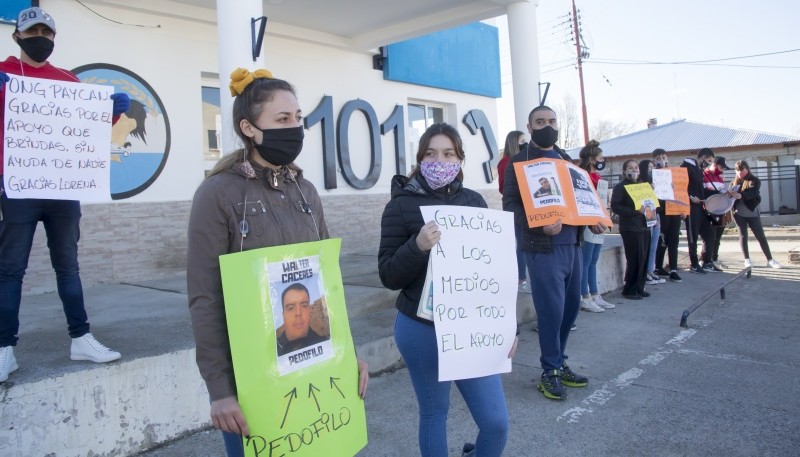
[589,48,800,65]
[589,61,800,69]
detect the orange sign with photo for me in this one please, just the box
[665,167,691,216]
[513,159,613,228]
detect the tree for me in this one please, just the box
[590,119,636,142]
[553,93,580,149]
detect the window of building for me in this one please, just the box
[201,84,221,172]
[407,101,450,167]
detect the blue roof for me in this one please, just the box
[566,119,800,159]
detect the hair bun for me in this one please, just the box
[587,139,600,147]
[229,67,274,96]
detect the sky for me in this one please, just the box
[496,0,800,141]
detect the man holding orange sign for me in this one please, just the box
[502,105,607,401]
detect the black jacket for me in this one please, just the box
[680,158,706,206]
[611,178,647,232]
[378,175,487,324]
[502,144,581,253]
[732,174,762,212]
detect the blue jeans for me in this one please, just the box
[394,312,509,457]
[0,190,89,346]
[580,241,602,296]
[514,223,527,281]
[525,244,581,371]
[647,222,660,273]
[221,430,244,457]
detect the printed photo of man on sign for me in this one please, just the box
[268,256,334,375]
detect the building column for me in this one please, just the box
[216,0,266,154]
[507,0,541,132]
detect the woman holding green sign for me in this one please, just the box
[378,123,517,457]
[187,69,368,457]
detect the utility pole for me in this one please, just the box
[572,0,589,144]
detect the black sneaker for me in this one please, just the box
[538,369,567,400]
[622,292,642,300]
[653,268,670,277]
[560,364,588,387]
[702,262,723,272]
[639,291,651,298]
[689,265,707,274]
[669,271,683,282]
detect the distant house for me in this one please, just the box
[566,119,800,214]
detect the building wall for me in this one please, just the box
[1,3,507,294]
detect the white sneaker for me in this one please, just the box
[768,259,783,269]
[580,297,604,313]
[649,272,666,284]
[592,294,616,309]
[70,333,121,363]
[1,346,19,382]
[519,280,530,293]
[645,273,659,286]
[744,258,752,269]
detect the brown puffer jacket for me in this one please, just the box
[187,155,329,401]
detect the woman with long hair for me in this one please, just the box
[730,160,783,269]
[379,123,517,457]
[186,69,368,457]
[577,140,615,312]
[611,159,651,299]
[497,130,529,291]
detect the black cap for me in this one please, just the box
[715,156,731,170]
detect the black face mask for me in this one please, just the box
[530,126,559,149]
[595,160,606,171]
[699,159,710,169]
[252,126,304,166]
[518,141,528,151]
[17,36,54,63]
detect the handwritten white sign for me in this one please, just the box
[420,206,517,381]
[652,169,674,201]
[3,74,114,201]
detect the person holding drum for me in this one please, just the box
[681,148,715,275]
[729,160,783,269]
[701,156,733,271]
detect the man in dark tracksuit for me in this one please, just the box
[652,149,683,282]
[502,105,606,400]
[681,148,715,274]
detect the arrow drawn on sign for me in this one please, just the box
[308,383,321,412]
[330,377,346,399]
[280,388,297,429]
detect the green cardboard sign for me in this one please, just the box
[219,239,367,457]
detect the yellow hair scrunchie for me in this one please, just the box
[229,67,274,96]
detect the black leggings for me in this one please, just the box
[734,214,772,260]
[621,229,650,295]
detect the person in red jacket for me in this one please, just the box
[0,7,130,383]
[701,155,730,271]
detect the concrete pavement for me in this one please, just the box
[2,226,798,456]
[138,229,800,456]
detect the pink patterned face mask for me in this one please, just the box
[419,161,461,189]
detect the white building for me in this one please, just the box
[1,0,545,293]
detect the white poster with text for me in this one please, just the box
[652,169,674,201]
[420,206,517,381]
[3,74,114,201]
